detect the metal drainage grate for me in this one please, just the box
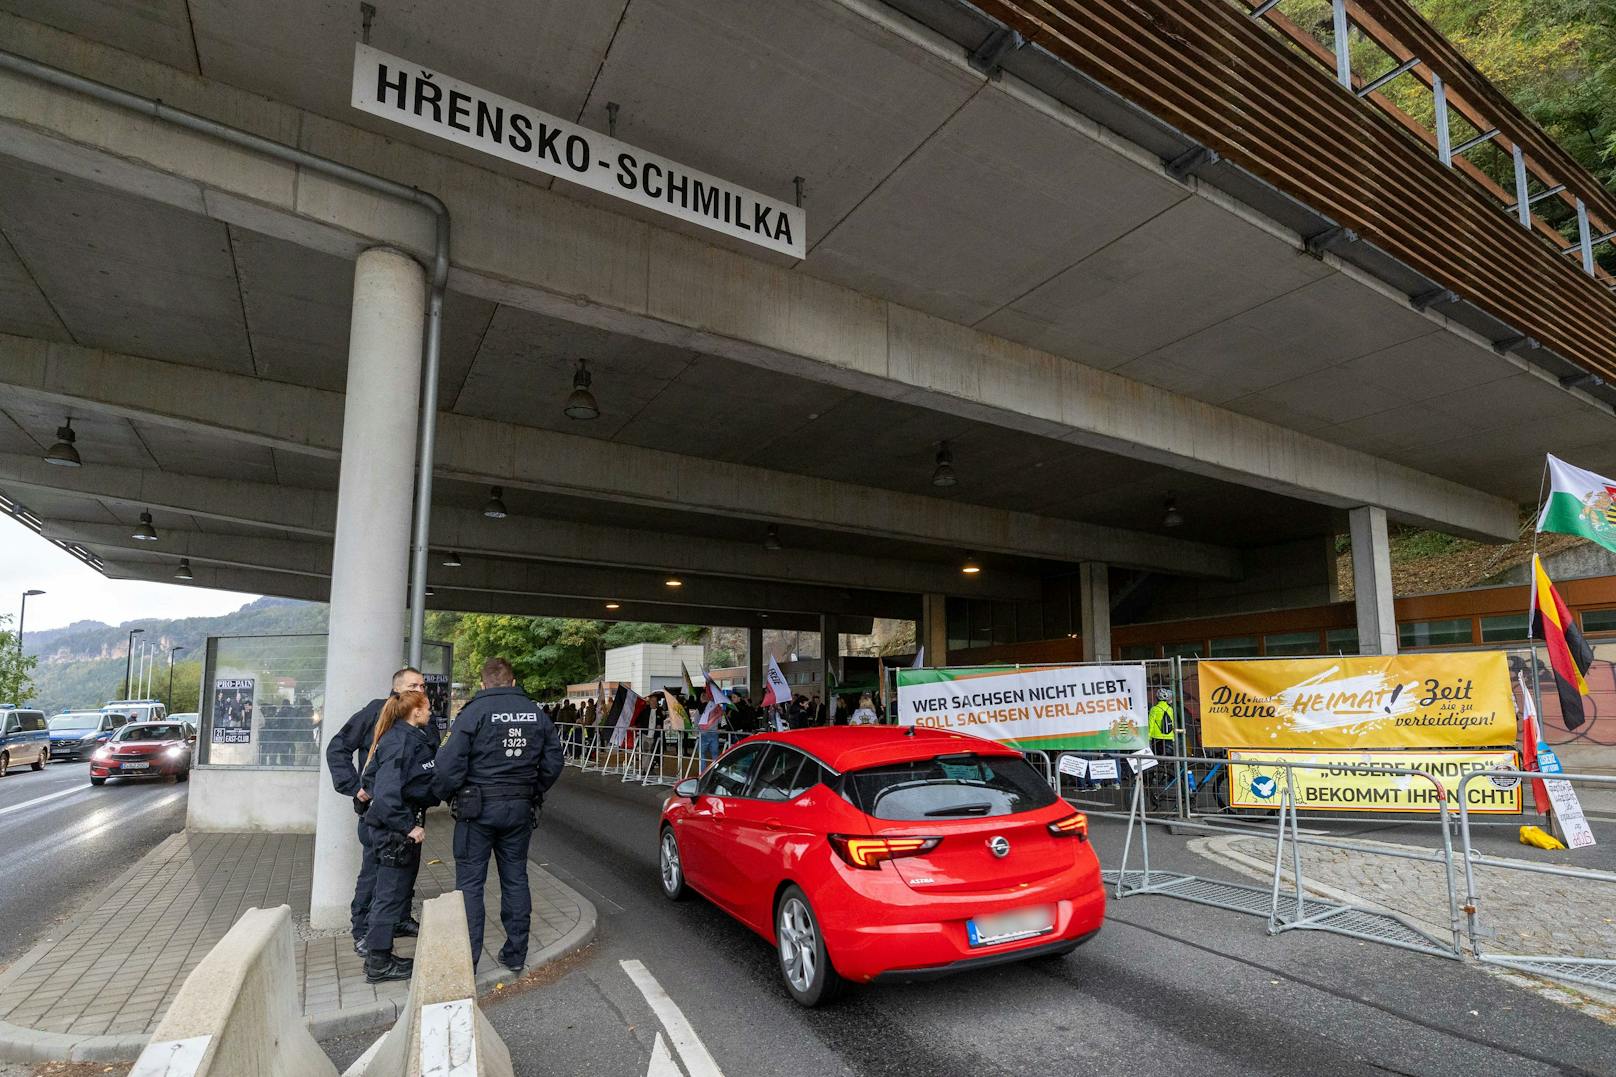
[1481,955,1616,993]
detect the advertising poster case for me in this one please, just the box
[210,678,255,745]
[424,673,450,743]
[1198,653,1514,750]
[896,665,1148,752]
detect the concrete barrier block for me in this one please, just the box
[357,891,513,1077]
[130,905,337,1077]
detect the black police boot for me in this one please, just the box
[353,938,369,957]
[394,916,421,938]
[364,950,413,984]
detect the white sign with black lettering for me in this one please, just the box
[350,45,805,258]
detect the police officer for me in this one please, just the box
[325,666,425,955]
[360,689,440,983]
[432,657,563,972]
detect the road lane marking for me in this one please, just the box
[620,959,724,1077]
[648,1032,681,1077]
[0,784,86,818]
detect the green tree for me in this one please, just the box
[0,615,39,706]
[448,615,700,699]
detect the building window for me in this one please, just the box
[1209,636,1258,658]
[1582,608,1616,635]
[1263,631,1320,656]
[1397,619,1473,648]
[1119,644,1158,661]
[1479,614,1530,643]
[1162,641,1204,659]
[1325,627,1359,654]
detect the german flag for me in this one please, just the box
[1530,555,1592,730]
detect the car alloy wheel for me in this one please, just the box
[659,828,687,901]
[775,885,841,1006]
[0,752,8,777]
[31,748,46,771]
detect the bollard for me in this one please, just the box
[129,905,337,1077]
[354,891,514,1077]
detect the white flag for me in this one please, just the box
[762,655,791,707]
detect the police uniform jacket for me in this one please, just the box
[326,697,386,797]
[431,685,564,806]
[362,721,439,837]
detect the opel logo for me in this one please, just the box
[988,835,1010,858]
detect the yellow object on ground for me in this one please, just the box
[1519,825,1567,850]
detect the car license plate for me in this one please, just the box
[121,761,149,770]
[967,906,1054,947]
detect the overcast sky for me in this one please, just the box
[2,514,261,635]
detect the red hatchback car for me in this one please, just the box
[90,721,195,785]
[658,727,1104,1005]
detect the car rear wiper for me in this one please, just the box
[924,802,993,816]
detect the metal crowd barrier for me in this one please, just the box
[556,721,747,786]
[1455,768,1616,992]
[1099,750,1465,960]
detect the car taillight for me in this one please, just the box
[1047,813,1088,840]
[828,835,940,870]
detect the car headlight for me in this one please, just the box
[92,748,111,761]
[165,746,187,758]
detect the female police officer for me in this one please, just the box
[360,688,439,983]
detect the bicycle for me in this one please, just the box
[1148,756,1228,812]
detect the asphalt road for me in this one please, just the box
[0,757,187,967]
[323,772,1615,1076]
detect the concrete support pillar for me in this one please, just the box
[1078,562,1110,662]
[1350,506,1397,656]
[820,614,839,707]
[920,593,947,666]
[310,248,426,930]
[747,625,764,703]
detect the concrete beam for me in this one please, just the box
[0,18,1518,541]
[53,522,918,619]
[96,556,832,630]
[0,333,1239,578]
[1,449,1036,600]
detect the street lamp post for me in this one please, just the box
[17,590,43,654]
[124,628,144,699]
[168,646,185,711]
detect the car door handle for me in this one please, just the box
[765,821,783,831]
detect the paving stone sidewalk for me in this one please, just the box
[0,821,595,1062]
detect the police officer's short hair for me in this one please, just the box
[481,657,516,687]
[392,666,423,689]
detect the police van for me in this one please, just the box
[101,699,168,724]
[0,705,51,776]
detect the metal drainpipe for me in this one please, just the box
[0,49,448,666]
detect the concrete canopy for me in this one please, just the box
[0,0,1597,624]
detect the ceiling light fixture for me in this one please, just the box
[482,486,509,519]
[1162,495,1185,529]
[425,586,435,597]
[132,510,159,542]
[441,550,463,568]
[763,524,782,551]
[174,558,193,581]
[931,442,958,488]
[961,554,982,575]
[564,358,600,420]
[605,602,621,610]
[664,577,683,588]
[44,418,81,467]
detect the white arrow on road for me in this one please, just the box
[621,959,724,1077]
[648,1033,681,1077]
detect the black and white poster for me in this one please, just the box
[211,678,255,745]
[425,674,451,743]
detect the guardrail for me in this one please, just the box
[129,905,337,1077]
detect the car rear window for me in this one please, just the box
[844,753,1058,820]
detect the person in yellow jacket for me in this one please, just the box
[1148,687,1176,758]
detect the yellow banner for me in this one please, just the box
[1197,653,1515,749]
[1228,751,1522,814]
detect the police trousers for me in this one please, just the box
[352,814,419,940]
[453,798,534,970]
[364,832,422,953]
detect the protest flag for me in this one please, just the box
[762,654,791,707]
[1537,454,1616,555]
[1530,554,1593,730]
